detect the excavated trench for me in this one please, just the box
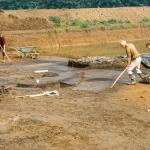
[0,57,149,150]
[0,56,132,92]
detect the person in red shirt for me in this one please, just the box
[0,33,6,62]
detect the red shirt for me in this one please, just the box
[0,36,6,48]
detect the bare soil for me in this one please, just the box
[0,8,147,29]
[0,58,149,150]
[5,27,150,55]
[0,7,149,149]
[0,82,149,150]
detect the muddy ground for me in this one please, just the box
[0,57,149,150]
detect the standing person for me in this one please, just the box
[0,33,6,62]
[146,43,150,49]
[120,40,142,84]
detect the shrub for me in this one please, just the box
[68,19,92,29]
[140,18,150,26]
[96,20,107,25]
[140,18,150,23]
[108,19,118,24]
[49,16,61,26]
[124,20,131,24]
[99,26,105,31]
[68,19,82,26]
[80,21,91,29]
[97,19,131,29]
[118,20,124,24]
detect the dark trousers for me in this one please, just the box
[0,47,5,56]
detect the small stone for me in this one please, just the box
[140,96,144,98]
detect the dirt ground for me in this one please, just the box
[0,58,149,150]
[0,7,149,150]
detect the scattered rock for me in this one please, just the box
[68,55,127,68]
[68,54,150,69]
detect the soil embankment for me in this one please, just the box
[0,7,149,50]
[5,27,150,50]
[2,7,150,25]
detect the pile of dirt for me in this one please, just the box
[0,7,150,31]
[0,12,51,31]
[7,7,150,22]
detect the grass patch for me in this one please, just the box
[49,16,61,27]
[48,17,150,32]
[95,19,131,30]
[97,19,131,28]
[140,18,150,26]
[68,19,92,29]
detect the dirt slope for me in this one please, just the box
[7,7,150,22]
[0,7,150,31]
[5,27,150,50]
[0,7,149,56]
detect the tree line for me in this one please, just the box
[0,0,149,10]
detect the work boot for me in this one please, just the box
[127,79,136,85]
[128,74,136,85]
[131,79,136,85]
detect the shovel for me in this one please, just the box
[110,68,127,88]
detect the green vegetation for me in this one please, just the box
[68,19,92,30]
[49,16,61,27]
[0,0,149,10]
[95,19,131,29]
[48,17,133,32]
[47,17,150,32]
[140,18,150,26]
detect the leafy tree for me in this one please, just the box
[0,0,149,9]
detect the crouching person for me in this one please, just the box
[120,40,142,84]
